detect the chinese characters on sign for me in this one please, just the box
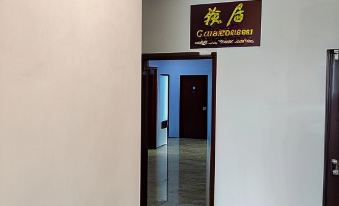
[204,7,222,26]
[227,3,245,27]
[191,1,262,49]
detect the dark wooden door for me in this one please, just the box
[324,50,339,206]
[142,67,158,149]
[180,75,208,139]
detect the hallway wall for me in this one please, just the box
[143,0,339,206]
[0,0,141,206]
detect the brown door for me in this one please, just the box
[324,50,339,206]
[180,75,208,139]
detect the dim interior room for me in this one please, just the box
[144,57,214,205]
[149,60,213,141]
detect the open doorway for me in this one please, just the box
[141,53,217,206]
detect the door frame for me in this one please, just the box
[141,52,217,206]
[323,49,338,206]
[160,74,170,138]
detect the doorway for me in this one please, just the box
[141,53,217,206]
[323,49,339,206]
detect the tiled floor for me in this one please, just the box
[148,138,207,206]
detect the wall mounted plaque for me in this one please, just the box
[191,1,262,49]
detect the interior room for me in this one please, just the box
[145,59,212,205]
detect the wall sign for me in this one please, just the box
[190,1,262,49]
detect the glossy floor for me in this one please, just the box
[147,138,208,206]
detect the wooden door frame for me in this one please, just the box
[141,52,217,206]
[323,49,338,206]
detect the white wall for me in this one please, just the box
[143,0,339,206]
[0,0,141,206]
[157,75,169,147]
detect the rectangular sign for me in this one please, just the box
[190,1,262,49]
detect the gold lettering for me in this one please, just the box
[203,31,213,37]
[250,29,254,35]
[227,3,245,27]
[204,7,222,26]
[197,30,203,37]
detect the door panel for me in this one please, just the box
[180,75,208,139]
[142,67,158,149]
[324,50,339,206]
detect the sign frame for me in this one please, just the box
[190,0,262,49]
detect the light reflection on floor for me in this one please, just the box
[147,138,207,206]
